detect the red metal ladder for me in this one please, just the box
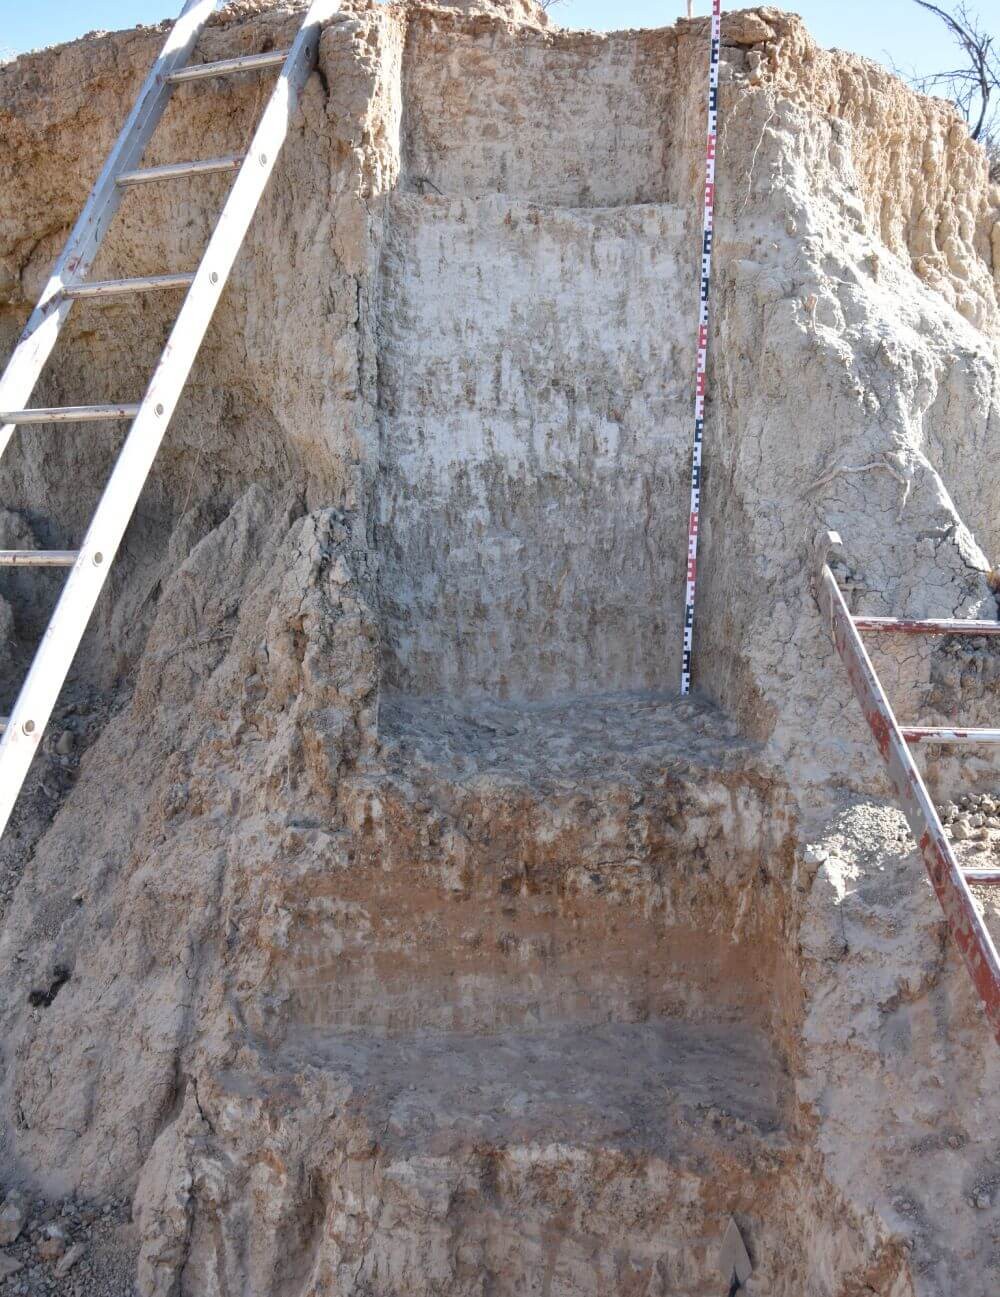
[814,530,1000,1045]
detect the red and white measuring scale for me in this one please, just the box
[681,0,722,696]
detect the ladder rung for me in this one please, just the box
[116,156,244,187]
[0,405,140,425]
[63,274,196,300]
[964,869,1000,885]
[855,616,1000,636]
[167,50,289,82]
[0,551,78,567]
[902,727,1000,745]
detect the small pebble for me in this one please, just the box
[0,1253,23,1280]
[36,1226,66,1263]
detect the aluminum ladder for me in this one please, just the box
[814,529,1000,1045]
[0,0,338,838]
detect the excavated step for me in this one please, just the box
[170,1018,797,1296]
[259,692,795,1038]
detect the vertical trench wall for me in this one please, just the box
[369,6,1000,799]
[683,13,1000,789]
[373,19,698,701]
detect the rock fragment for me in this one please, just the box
[0,1252,23,1280]
[719,1216,753,1286]
[723,13,776,45]
[36,1222,67,1260]
[0,1192,28,1247]
[55,1242,85,1276]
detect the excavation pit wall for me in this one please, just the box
[0,3,999,1295]
[257,693,802,1039]
[375,15,702,701]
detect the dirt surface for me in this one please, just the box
[0,1193,135,1297]
[0,0,998,1293]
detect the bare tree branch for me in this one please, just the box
[906,1,999,176]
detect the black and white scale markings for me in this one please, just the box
[681,0,722,696]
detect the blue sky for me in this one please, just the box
[0,0,976,79]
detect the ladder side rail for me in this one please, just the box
[0,0,218,462]
[816,558,1000,1044]
[0,0,338,839]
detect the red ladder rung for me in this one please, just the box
[855,616,1000,636]
[902,727,1000,745]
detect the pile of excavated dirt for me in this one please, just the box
[0,0,999,1293]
